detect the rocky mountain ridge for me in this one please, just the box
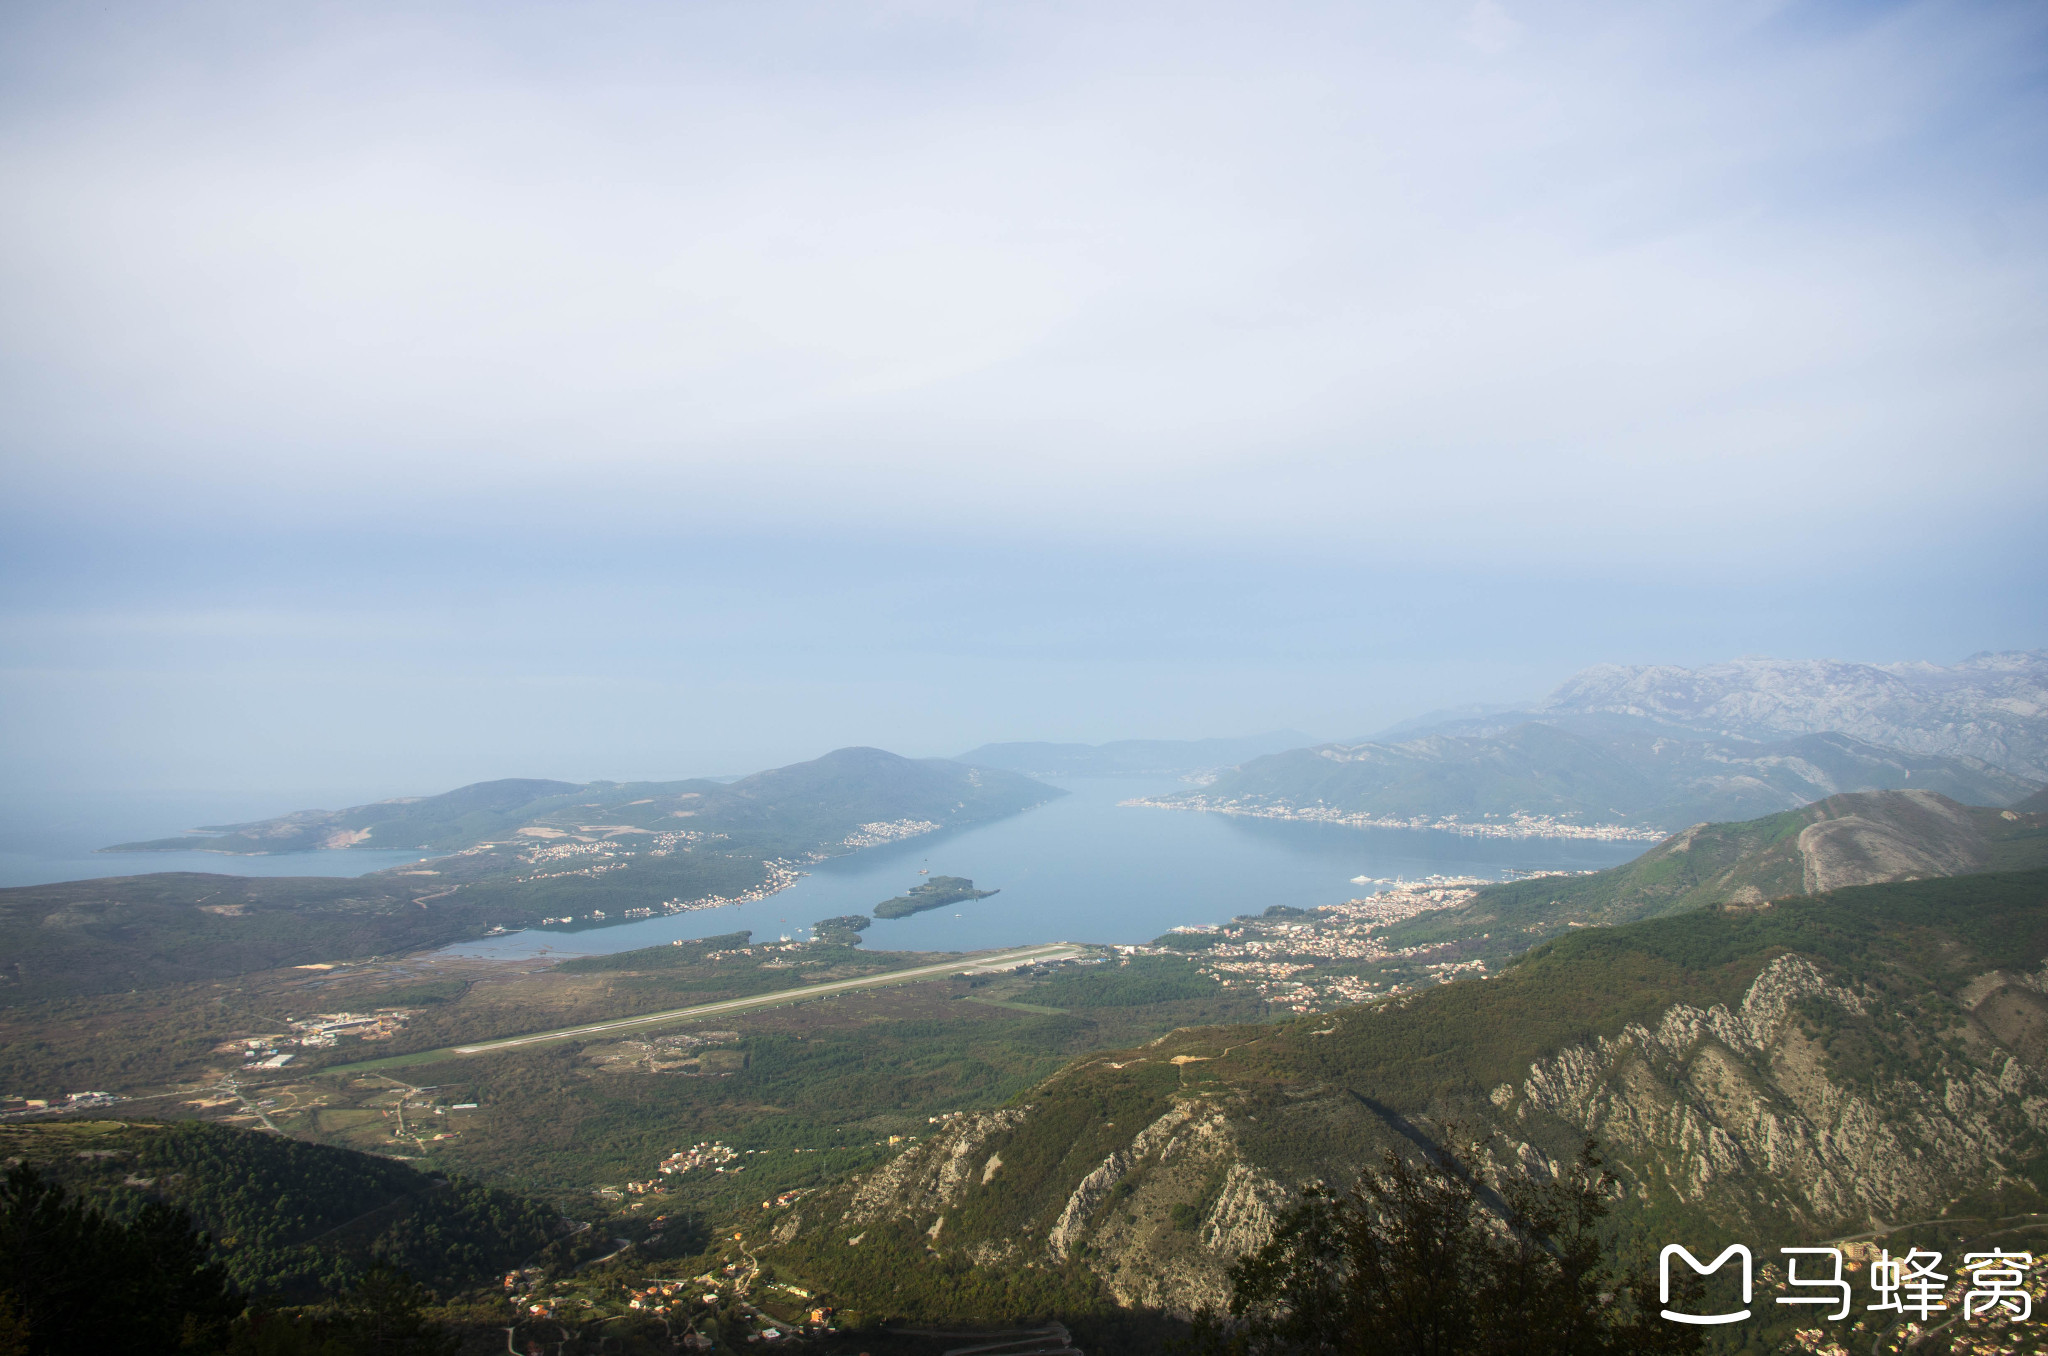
[759,870,2048,1329]
[1540,650,2048,781]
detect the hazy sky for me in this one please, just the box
[3,0,2044,793]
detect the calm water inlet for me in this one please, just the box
[443,778,1647,959]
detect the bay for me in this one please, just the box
[0,788,435,888]
[443,777,1647,960]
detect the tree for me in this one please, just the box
[338,1266,458,1356]
[224,1309,357,1356]
[1216,1138,1701,1356]
[0,1163,239,1354]
[0,1292,27,1356]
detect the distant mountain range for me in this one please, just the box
[1123,652,2048,835]
[103,747,1057,856]
[1529,650,2048,779]
[957,732,1314,778]
[1147,723,2037,835]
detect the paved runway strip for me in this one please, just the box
[444,942,1092,1056]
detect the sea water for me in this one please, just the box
[0,788,436,887]
[442,777,1646,959]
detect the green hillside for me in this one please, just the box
[1163,723,2038,831]
[103,748,1056,857]
[758,867,2048,1350]
[106,777,586,854]
[1386,788,2048,956]
[1303,867,2048,1108]
[1196,722,1655,821]
[0,1118,561,1296]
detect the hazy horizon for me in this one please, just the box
[4,0,2043,794]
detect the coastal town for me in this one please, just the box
[1153,876,1507,1011]
[500,819,948,928]
[538,860,812,928]
[1125,794,1670,843]
[835,819,942,850]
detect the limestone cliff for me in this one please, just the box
[762,870,2048,1321]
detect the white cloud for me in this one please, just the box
[1460,0,1524,54]
[0,0,2043,561]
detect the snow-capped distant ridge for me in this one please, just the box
[1539,652,2048,781]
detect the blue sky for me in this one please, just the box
[2,0,2044,792]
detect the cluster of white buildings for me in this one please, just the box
[212,1010,412,1065]
[1129,795,1668,843]
[838,819,941,850]
[0,1091,127,1119]
[512,860,630,886]
[1173,879,1495,1012]
[288,1010,409,1043]
[658,1141,741,1176]
[636,861,813,921]
[521,839,624,865]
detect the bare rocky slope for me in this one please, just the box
[759,870,2048,1331]
[1540,650,2048,781]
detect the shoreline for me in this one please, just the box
[1121,795,1669,844]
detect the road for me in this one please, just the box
[441,943,1091,1057]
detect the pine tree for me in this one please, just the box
[0,1163,238,1354]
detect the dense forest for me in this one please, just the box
[0,1120,560,1297]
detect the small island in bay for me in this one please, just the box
[812,913,871,943]
[872,875,999,919]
